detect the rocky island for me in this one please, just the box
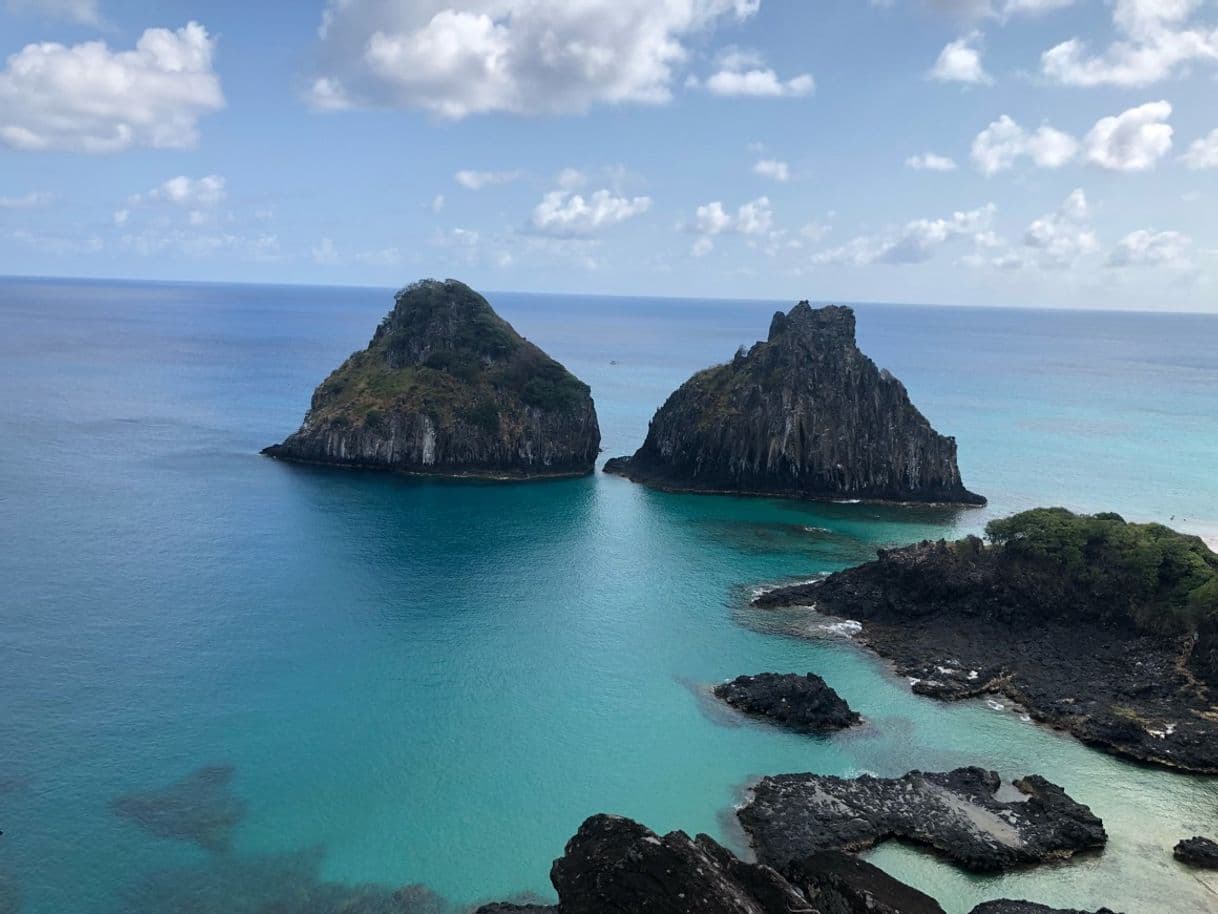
[476,812,1118,914]
[604,302,984,505]
[264,279,600,479]
[755,508,1218,772]
[713,672,860,734]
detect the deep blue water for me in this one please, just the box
[1,277,1217,914]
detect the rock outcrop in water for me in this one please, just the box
[604,302,983,504]
[264,279,600,479]
[971,904,1120,914]
[1174,836,1218,868]
[738,767,1106,873]
[477,813,1115,914]
[754,509,1218,773]
[713,673,860,734]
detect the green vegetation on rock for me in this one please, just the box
[984,508,1218,634]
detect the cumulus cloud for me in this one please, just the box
[812,203,995,266]
[1023,188,1098,268]
[0,23,224,153]
[696,48,814,97]
[5,0,101,25]
[529,188,651,236]
[133,175,227,208]
[752,159,790,181]
[930,33,991,83]
[1183,128,1218,169]
[906,152,958,171]
[309,0,760,118]
[454,169,522,189]
[971,115,1078,175]
[1083,101,1173,171]
[1108,228,1194,269]
[688,195,774,254]
[1041,0,1218,87]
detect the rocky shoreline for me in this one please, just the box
[754,514,1218,774]
[712,673,860,734]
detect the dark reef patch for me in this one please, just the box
[110,765,246,853]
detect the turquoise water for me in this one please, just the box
[1,277,1217,914]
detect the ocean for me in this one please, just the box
[1,276,1216,913]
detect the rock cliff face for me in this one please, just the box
[604,302,983,504]
[264,279,600,478]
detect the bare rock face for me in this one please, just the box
[970,904,1121,914]
[1174,836,1218,868]
[713,673,860,734]
[738,767,1106,873]
[605,302,983,505]
[264,279,600,479]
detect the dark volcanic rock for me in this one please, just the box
[604,302,983,505]
[786,851,945,914]
[549,814,809,914]
[264,279,600,479]
[482,813,959,913]
[713,673,860,734]
[738,767,1106,873]
[111,765,246,853]
[474,905,556,914]
[969,904,1120,914]
[1174,836,1218,868]
[754,514,1218,773]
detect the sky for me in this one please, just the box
[0,0,1216,311]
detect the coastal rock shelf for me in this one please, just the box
[737,767,1107,873]
[264,279,600,479]
[971,904,1120,914]
[478,813,1117,914]
[713,672,860,734]
[1174,836,1218,868]
[754,509,1218,773]
[605,301,984,505]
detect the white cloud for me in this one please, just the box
[529,188,651,236]
[752,159,790,181]
[309,0,760,118]
[0,22,224,153]
[556,167,587,190]
[0,190,52,208]
[1041,0,1218,87]
[701,67,814,98]
[1001,0,1076,15]
[692,196,772,236]
[1108,228,1194,269]
[454,169,522,189]
[1183,128,1218,169]
[906,152,958,171]
[931,33,991,84]
[971,115,1078,175]
[112,208,128,226]
[312,237,341,265]
[1023,188,1098,268]
[1083,101,1173,171]
[812,203,995,266]
[137,175,227,208]
[430,194,446,213]
[5,0,101,25]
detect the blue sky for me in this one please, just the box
[0,0,1215,310]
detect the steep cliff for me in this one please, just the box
[604,302,983,504]
[264,279,600,478]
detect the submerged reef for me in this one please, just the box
[265,279,600,479]
[605,302,984,505]
[755,508,1218,772]
[110,765,246,853]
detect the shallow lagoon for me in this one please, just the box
[1,278,1216,913]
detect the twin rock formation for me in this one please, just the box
[265,280,982,505]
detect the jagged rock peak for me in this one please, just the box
[605,300,984,505]
[263,278,600,479]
